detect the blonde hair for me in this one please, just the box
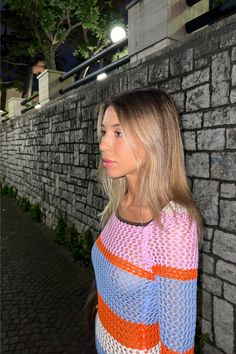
[96,88,203,243]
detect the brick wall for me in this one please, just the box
[1,13,236,354]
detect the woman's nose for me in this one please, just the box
[99,134,111,152]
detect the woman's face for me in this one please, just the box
[99,106,147,179]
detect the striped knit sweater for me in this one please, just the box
[91,202,199,354]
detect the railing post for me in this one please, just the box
[8,98,25,118]
[127,0,209,63]
[37,69,74,106]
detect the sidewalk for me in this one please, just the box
[1,195,97,354]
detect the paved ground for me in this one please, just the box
[1,195,97,354]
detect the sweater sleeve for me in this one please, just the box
[147,206,199,354]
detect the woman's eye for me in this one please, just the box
[101,130,106,136]
[115,131,123,137]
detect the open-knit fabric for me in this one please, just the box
[91,201,199,354]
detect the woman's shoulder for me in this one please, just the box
[161,201,197,232]
[162,200,189,214]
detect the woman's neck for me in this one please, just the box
[119,193,153,223]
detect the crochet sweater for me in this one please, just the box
[91,202,199,354]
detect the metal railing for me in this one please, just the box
[0,111,9,121]
[59,37,129,94]
[185,0,236,33]
[21,92,39,114]
[1,111,9,117]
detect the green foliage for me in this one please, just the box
[29,203,42,222]
[54,213,67,246]
[65,223,79,252]
[0,6,35,93]
[1,185,9,195]
[111,46,128,62]
[0,182,42,223]
[70,228,94,266]
[3,0,124,69]
[8,186,17,199]
[53,213,94,267]
[212,0,227,8]
[75,0,100,29]
[18,196,30,212]
[0,184,17,199]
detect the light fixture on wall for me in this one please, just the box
[97,72,107,81]
[96,59,108,81]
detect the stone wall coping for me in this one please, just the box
[37,69,64,80]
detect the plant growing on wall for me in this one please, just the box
[1,183,42,222]
[53,213,94,267]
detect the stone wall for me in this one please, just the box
[1,13,236,354]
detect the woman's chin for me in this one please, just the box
[105,170,124,179]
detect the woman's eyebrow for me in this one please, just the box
[101,123,120,127]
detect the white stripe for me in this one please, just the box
[95,314,161,354]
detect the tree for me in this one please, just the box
[0,6,38,106]
[4,0,123,70]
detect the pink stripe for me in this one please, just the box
[100,210,198,272]
[100,214,153,271]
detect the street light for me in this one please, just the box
[96,25,126,81]
[110,25,126,43]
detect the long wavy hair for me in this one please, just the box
[96,88,203,242]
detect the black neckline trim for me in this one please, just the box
[115,211,153,226]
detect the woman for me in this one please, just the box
[90,88,202,354]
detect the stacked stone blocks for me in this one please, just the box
[0,14,236,354]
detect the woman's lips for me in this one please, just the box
[102,158,116,167]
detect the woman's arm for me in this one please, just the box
[150,209,199,353]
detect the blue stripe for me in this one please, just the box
[92,243,197,353]
[158,277,197,352]
[92,243,159,324]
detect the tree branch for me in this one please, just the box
[82,28,89,45]
[67,9,71,28]
[29,17,42,46]
[55,21,82,49]
[44,28,54,43]
[93,43,107,56]
[2,60,27,66]
[0,81,17,85]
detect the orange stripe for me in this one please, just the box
[98,292,160,350]
[160,342,194,354]
[152,264,197,280]
[96,238,155,281]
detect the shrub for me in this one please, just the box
[1,185,9,195]
[65,223,79,252]
[53,213,94,267]
[54,213,67,246]
[1,184,17,199]
[18,197,30,212]
[70,228,94,266]
[8,186,17,200]
[29,203,42,222]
